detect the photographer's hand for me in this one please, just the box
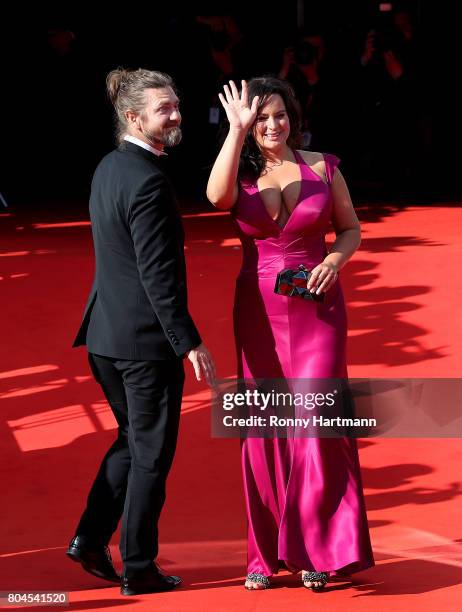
[383,50,404,80]
[279,46,295,79]
[361,30,376,66]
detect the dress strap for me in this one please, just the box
[323,153,341,186]
[294,150,340,186]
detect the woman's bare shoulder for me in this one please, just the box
[296,150,325,165]
[297,149,324,165]
[296,150,327,180]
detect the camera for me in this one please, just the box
[294,41,317,66]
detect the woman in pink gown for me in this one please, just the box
[207,77,374,591]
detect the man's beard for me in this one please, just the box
[144,126,182,148]
[162,126,182,147]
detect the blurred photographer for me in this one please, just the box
[361,7,416,80]
[357,5,425,196]
[278,29,335,151]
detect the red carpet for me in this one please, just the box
[1,203,462,610]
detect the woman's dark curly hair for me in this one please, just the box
[238,76,302,182]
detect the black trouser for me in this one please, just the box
[75,353,184,578]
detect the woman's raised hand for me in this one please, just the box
[218,80,259,133]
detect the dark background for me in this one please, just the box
[1,0,459,208]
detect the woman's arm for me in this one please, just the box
[206,128,245,210]
[307,169,361,295]
[324,169,361,270]
[206,80,259,210]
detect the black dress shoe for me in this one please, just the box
[121,565,182,596]
[66,535,120,583]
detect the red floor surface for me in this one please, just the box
[1,203,462,611]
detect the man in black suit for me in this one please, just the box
[67,68,215,596]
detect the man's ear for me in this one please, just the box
[125,110,140,128]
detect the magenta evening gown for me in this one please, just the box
[231,152,374,577]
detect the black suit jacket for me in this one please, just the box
[73,140,201,359]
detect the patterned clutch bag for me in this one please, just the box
[274,264,324,302]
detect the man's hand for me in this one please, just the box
[186,343,216,386]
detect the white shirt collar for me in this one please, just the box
[123,135,167,156]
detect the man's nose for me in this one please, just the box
[170,109,181,122]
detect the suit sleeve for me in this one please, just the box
[128,174,202,356]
